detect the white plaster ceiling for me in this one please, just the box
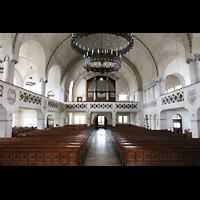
[0,33,194,91]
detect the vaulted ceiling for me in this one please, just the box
[0,33,196,92]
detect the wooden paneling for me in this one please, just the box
[0,125,94,166]
[109,125,200,166]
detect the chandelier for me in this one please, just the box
[71,33,134,74]
[25,66,36,86]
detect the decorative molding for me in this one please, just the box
[187,89,196,105]
[161,91,184,105]
[65,102,138,111]
[116,103,137,110]
[143,100,157,108]
[19,91,42,105]
[90,103,113,109]
[66,103,87,110]
[7,89,16,105]
[48,100,59,109]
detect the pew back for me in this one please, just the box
[0,125,95,166]
[108,125,200,166]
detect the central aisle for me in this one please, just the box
[83,128,121,166]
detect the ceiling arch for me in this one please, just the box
[62,55,142,96]
[72,69,131,100]
[132,34,158,77]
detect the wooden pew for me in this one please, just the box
[0,125,95,166]
[12,126,37,137]
[124,146,200,166]
[108,125,200,166]
[0,145,80,166]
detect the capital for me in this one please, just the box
[186,54,200,64]
[2,56,18,64]
[39,77,48,83]
[155,77,164,83]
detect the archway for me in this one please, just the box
[165,74,183,93]
[47,114,54,129]
[94,114,108,130]
[17,39,45,93]
[173,114,182,134]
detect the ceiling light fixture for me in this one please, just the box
[71,33,134,74]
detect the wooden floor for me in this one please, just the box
[83,129,121,166]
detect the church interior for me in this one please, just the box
[0,33,199,166]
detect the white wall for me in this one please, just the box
[130,112,138,126]
[13,109,37,127]
[164,57,191,86]
[75,79,86,101]
[46,65,61,101]
[116,79,127,101]
[73,112,87,125]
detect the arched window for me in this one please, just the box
[119,90,127,101]
[47,91,55,100]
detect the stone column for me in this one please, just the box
[4,113,13,138]
[87,111,91,126]
[155,77,165,96]
[112,111,116,127]
[137,90,143,127]
[187,54,200,84]
[36,110,46,130]
[106,77,109,101]
[39,78,47,96]
[3,56,17,84]
[93,77,97,101]
[194,54,200,82]
[0,106,14,138]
